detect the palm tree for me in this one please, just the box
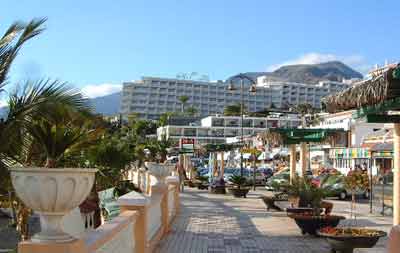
[185,106,198,116]
[290,103,317,127]
[24,98,103,168]
[0,18,46,90]
[224,103,247,116]
[178,95,189,113]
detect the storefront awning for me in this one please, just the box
[371,142,393,152]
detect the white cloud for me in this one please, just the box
[81,83,122,98]
[0,100,7,108]
[267,53,367,72]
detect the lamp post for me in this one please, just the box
[227,73,257,177]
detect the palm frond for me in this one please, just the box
[0,18,46,89]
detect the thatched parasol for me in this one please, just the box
[260,130,284,146]
[322,64,400,113]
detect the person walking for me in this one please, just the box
[177,155,186,192]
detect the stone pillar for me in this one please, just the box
[290,144,297,184]
[394,123,400,225]
[213,152,218,177]
[146,171,151,195]
[300,142,307,176]
[158,186,169,235]
[167,176,180,215]
[220,152,225,180]
[118,191,151,253]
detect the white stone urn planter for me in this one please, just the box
[10,167,97,242]
[145,162,174,188]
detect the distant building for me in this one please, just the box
[120,76,351,120]
[256,77,351,109]
[157,114,302,145]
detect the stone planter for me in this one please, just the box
[227,187,250,198]
[317,228,386,253]
[10,167,97,242]
[146,162,174,189]
[287,213,345,235]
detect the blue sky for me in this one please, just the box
[2,0,400,98]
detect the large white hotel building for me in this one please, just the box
[120,76,351,120]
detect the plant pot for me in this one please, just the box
[227,187,250,198]
[146,162,174,189]
[197,183,208,190]
[10,167,97,242]
[317,228,386,253]
[287,214,345,236]
[209,185,226,194]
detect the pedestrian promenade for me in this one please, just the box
[155,188,391,253]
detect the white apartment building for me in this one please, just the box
[256,76,350,109]
[121,76,350,119]
[157,114,302,145]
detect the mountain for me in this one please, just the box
[89,92,121,116]
[229,61,363,84]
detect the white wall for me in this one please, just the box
[352,123,385,147]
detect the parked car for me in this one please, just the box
[312,173,330,187]
[223,168,241,183]
[321,174,370,200]
[258,167,274,179]
[197,167,209,177]
[265,171,290,191]
[243,169,268,185]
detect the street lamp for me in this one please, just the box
[227,73,257,177]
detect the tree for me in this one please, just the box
[289,103,320,127]
[223,103,247,116]
[131,119,157,142]
[291,103,314,116]
[158,112,176,127]
[24,97,103,168]
[178,95,189,113]
[0,18,46,89]
[185,106,198,116]
[0,18,54,191]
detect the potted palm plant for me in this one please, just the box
[227,175,250,198]
[318,170,386,252]
[283,177,344,236]
[8,82,103,242]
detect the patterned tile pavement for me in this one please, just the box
[155,188,391,253]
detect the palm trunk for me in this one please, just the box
[45,158,57,168]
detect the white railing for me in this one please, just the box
[19,175,180,253]
[168,185,176,220]
[95,221,134,253]
[86,211,137,253]
[81,211,95,230]
[147,194,163,240]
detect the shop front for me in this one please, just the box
[329,147,371,175]
[371,143,393,175]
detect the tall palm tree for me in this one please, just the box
[178,95,189,113]
[0,19,90,185]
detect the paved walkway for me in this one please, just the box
[155,188,392,253]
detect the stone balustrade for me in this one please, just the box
[17,175,180,253]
